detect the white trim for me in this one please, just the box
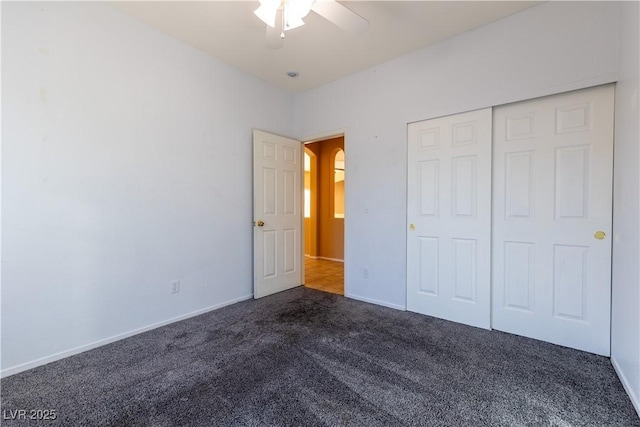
[347,293,406,311]
[0,294,253,378]
[612,357,640,418]
[316,257,344,263]
[299,128,347,145]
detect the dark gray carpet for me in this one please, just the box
[2,287,638,426]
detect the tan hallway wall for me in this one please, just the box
[306,136,344,261]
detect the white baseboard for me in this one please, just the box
[346,293,405,311]
[316,257,344,263]
[304,255,344,262]
[612,356,640,418]
[1,294,253,378]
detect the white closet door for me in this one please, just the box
[407,108,492,329]
[492,85,614,356]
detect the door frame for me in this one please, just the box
[301,129,348,296]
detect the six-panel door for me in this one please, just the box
[407,108,493,329]
[253,130,303,299]
[492,85,614,356]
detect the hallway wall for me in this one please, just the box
[305,137,345,261]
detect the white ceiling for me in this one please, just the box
[113,1,541,94]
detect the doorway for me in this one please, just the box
[303,136,345,295]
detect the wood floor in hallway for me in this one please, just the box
[304,258,344,295]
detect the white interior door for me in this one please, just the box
[253,130,303,298]
[492,84,614,356]
[407,108,492,329]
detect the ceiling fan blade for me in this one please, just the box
[311,0,369,36]
[265,8,284,49]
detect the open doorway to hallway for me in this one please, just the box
[304,259,344,295]
[303,136,344,295]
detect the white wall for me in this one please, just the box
[3,5,638,414]
[611,1,640,415]
[295,0,640,411]
[294,1,620,309]
[1,2,293,374]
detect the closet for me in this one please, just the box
[406,84,615,356]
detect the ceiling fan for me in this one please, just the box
[254,0,369,48]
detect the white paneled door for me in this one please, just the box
[407,108,493,329]
[253,130,303,299]
[492,85,615,356]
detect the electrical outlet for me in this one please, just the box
[171,280,181,294]
[364,202,370,213]
[363,267,369,278]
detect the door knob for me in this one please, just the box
[594,231,606,240]
[256,220,265,227]
[409,224,416,230]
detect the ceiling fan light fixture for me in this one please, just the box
[284,0,314,29]
[286,0,314,21]
[254,0,280,27]
[255,0,316,31]
[283,14,305,30]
